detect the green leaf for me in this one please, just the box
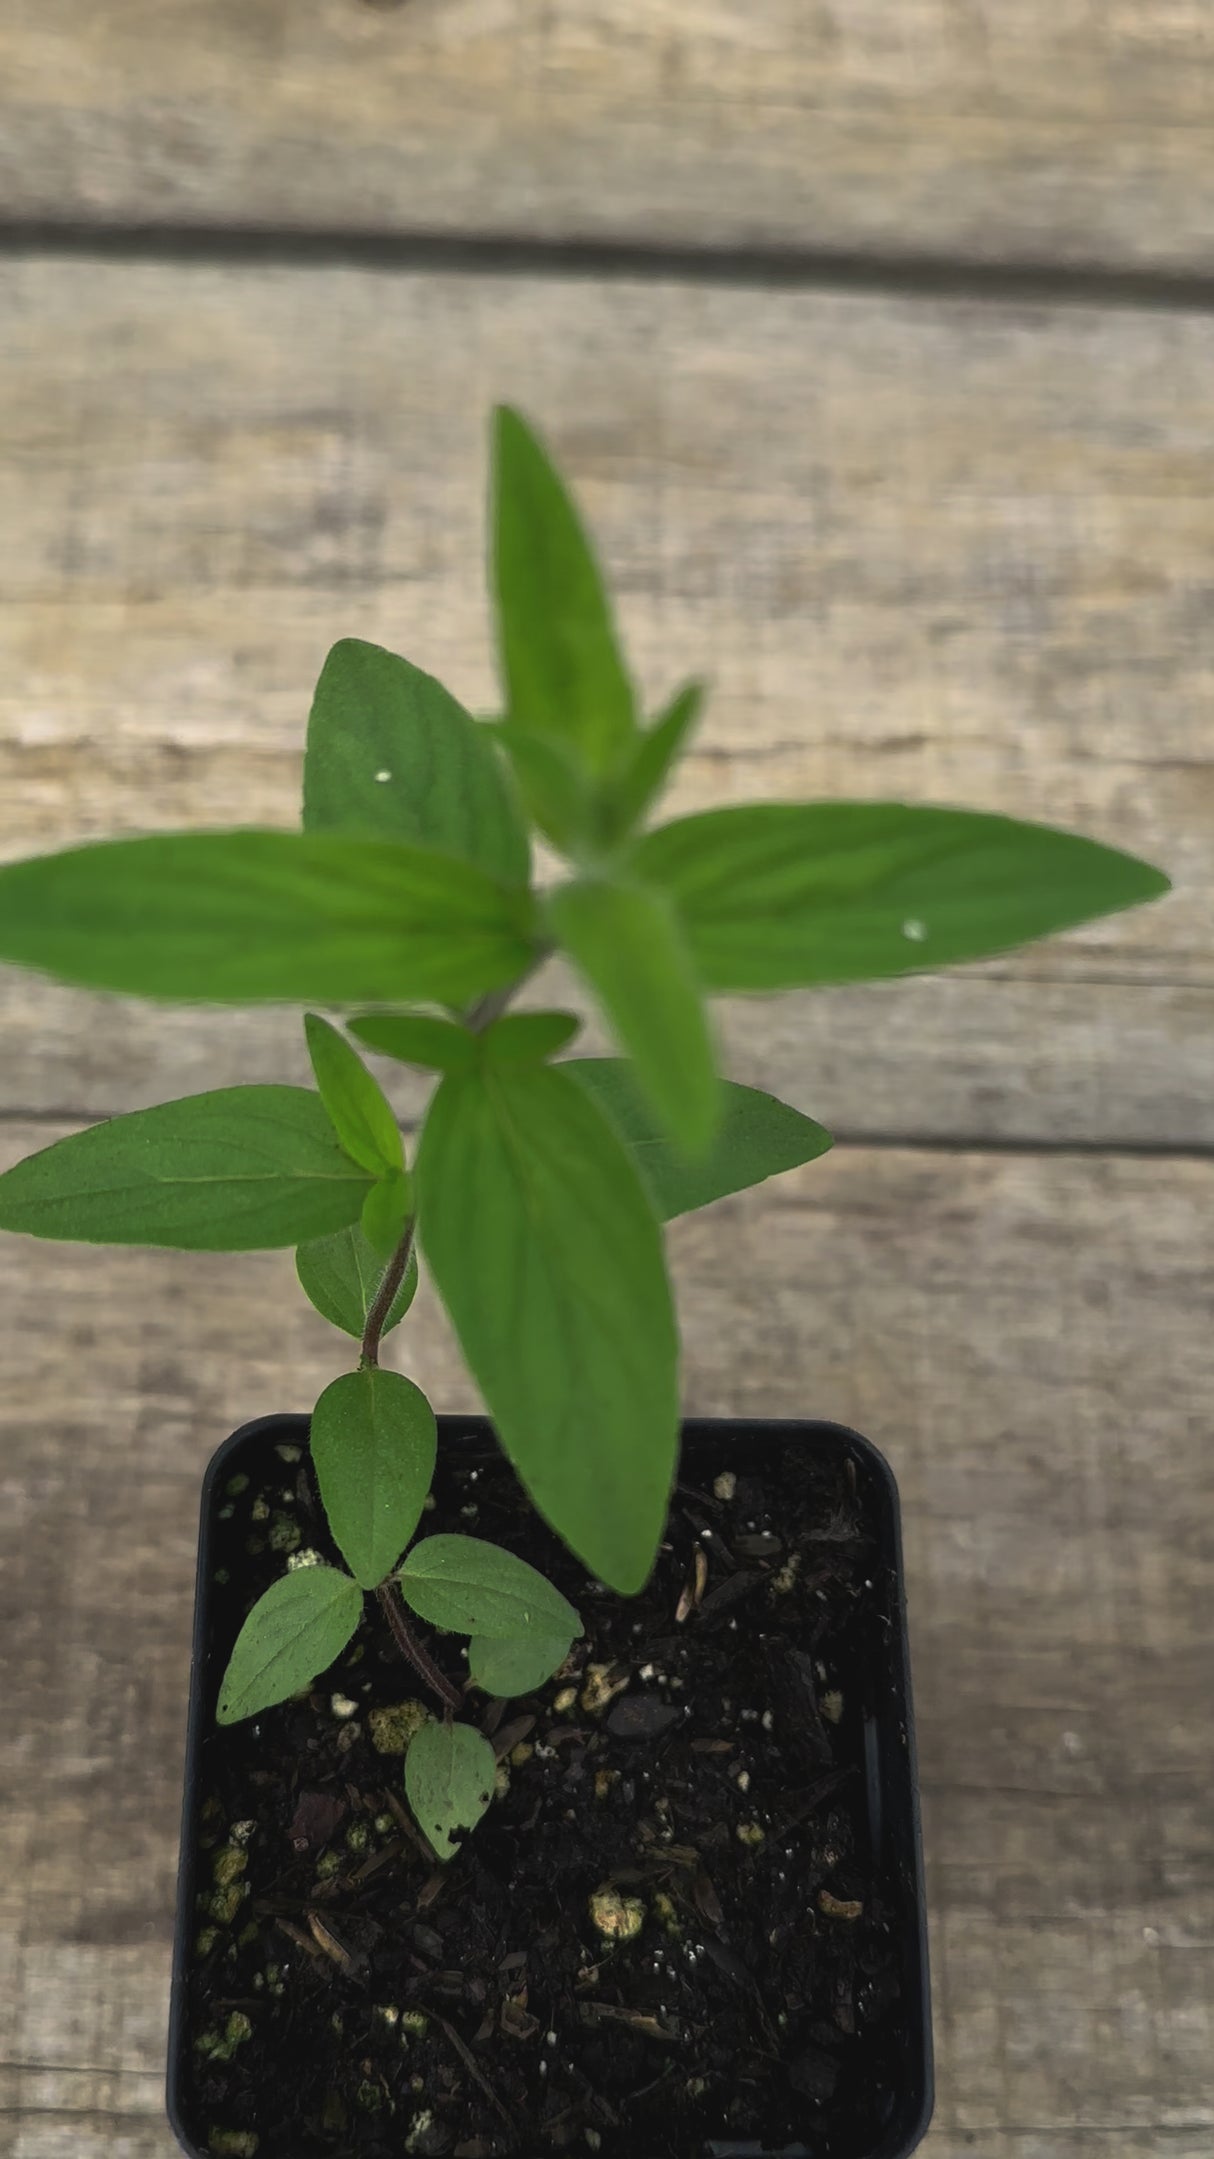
[405,1720,498,1862]
[467,1631,573,1699]
[490,721,600,856]
[546,876,720,1156]
[360,1170,410,1259]
[303,638,530,886]
[633,803,1172,990]
[605,680,704,839]
[492,407,637,777]
[311,1368,437,1589]
[569,1059,833,1219]
[415,1062,679,1593]
[0,830,536,1006]
[397,1534,580,1640]
[482,1011,581,1065]
[348,1012,478,1074]
[296,1222,419,1339]
[216,1565,363,1725]
[305,1013,404,1176]
[0,1086,372,1249]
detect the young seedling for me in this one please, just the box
[216,1376,580,1858]
[0,407,1171,1860]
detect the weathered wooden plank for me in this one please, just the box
[0,2109,172,2159]
[4,968,1212,1154]
[1,1140,1211,2143]
[928,2142,1214,2157]
[1,258,1208,1147]
[3,2,1214,273]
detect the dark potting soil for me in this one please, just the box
[175,1421,916,2159]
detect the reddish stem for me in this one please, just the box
[375,1582,461,1713]
[360,1220,415,1371]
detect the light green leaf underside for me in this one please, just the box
[567,1060,833,1220]
[295,1221,418,1339]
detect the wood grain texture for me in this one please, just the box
[1,1138,1211,2149]
[4,966,1212,1157]
[3,1,1214,273]
[1,257,1208,1146]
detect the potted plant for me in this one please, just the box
[0,410,1169,2159]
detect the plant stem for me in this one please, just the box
[375,1582,462,1712]
[360,1218,415,1370]
[464,954,545,1036]
[464,983,515,1033]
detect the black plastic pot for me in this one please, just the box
[168,1415,932,2159]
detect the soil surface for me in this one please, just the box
[175,1419,918,2159]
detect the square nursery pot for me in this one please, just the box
[168,1415,933,2159]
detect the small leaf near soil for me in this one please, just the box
[405,1720,499,1861]
[466,1629,574,1699]
[397,1533,579,1642]
[217,1566,363,1725]
[311,1368,437,1590]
